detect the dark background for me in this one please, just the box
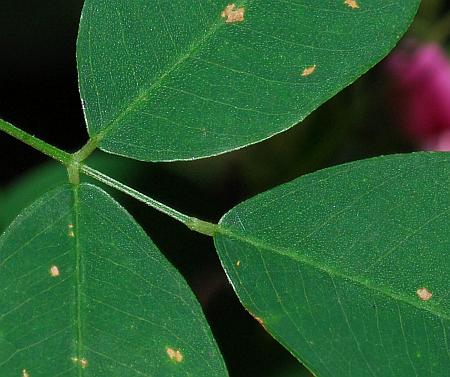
[1,1,449,376]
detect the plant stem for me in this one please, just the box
[80,165,219,236]
[0,118,71,165]
[72,137,98,163]
[0,119,219,236]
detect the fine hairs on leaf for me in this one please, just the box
[2,1,448,377]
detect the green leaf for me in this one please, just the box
[77,0,420,162]
[0,184,227,376]
[214,153,450,377]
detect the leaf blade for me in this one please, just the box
[0,184,227,376]
[77,0,420,161]
[214,152,450,377]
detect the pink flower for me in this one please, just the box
[384,41,450,151]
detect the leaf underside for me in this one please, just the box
[0,184,227,377]
[214,152,450,377]
[77,0,420,161]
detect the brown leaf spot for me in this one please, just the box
[68,224,75,238]
[301,65,316,77]
[49,265,60,277]
[166,347,183,363]
[221,4,245,23]
[22,370,30,377]
[416,287,433,301]
[344,0,359,9]
[71,357,88,368]
[236,260,241,267]
[255,316,264,326]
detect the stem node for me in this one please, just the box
[67,160,80,185]
[186,218,219,236]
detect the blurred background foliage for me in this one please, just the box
[1,1,449,376]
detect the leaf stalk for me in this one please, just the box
[0,119,218,236]
[0,118,71,165]
[80,165,218,236]
[72,137,98,163]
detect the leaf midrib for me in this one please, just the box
[72,185,84,377]
[217,226,449,321]
[91,1,249,143]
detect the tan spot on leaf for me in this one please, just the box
[301,65,316,77]
[221,4,245,23]
[344,0,359,9]
[166,347,183,363]
[236,260,241,267]
[71,357,88,368]
[68,224,75,238]
[416,287,432,301]
[255,316,264,326]
[22,369,30,377]
[49,265,60,277]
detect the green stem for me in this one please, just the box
[0,119,218,236]
[80,165,219,236]
[72,137,98,163]
[0,118,71,165]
